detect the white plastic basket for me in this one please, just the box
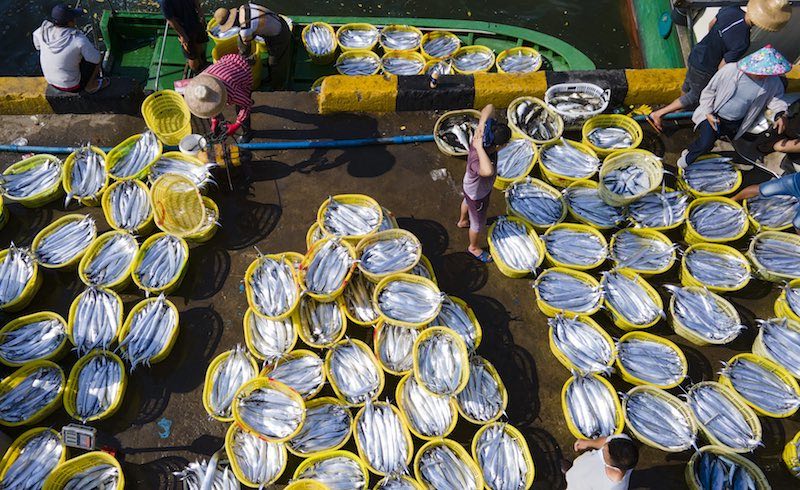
[545,83,611,126]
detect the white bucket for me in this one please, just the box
[179,134,206,156]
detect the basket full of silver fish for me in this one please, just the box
[747,231,800,282]
[78,231,139,290]
[294,450,368,489]
[415,439,484,490]
[535,268,604,316]
[452,46,495,74]
[302,237,358,300]
[356,229,421,282]
[548,315,614,375]
[374,273,443,327]
[354,400,412,475]
[68,286,123,355]
[0,311,67,366]
[335,49,382,76]
[267,350,327,400]
[0,154,63,207]
[495,138,538,188]
[545,83,610,125]
[679,156,741,197]
[627,188,689,230]
[539,139,601,185]
[488,216,544,278]
[0,428,65,489]
[622,386,697,452]
[302,22,337,63]
[421,31,460,59]
[687,448,767,490]
[609,228,676,276]
[564,181,626,229]
[665,285,744,345]
[435,295,482,352]
[44,452,123,490]
[434,110,480,156]
[32,214,97,269]
[615,332,687,388]
[106,130,161,180]
[148,152,216,190]
[65,350,126,422]
[505,178,566,229]
[0,361,64,426]
[342,271,380,325]
[287,397,353,456]
[118,295,179,369]
[63,144,108,206]
[0,244,41,312]
[175,455,238,490]
[233,378,306,442]
[325,338,384,406]
[226,423,287,486]
[380,25,422,51]
[246,254,300,320]
[375,321,421,375]
[543,224,608,270]
[685,198,748,244]
[562,373,621,439]
[131,233,188,294]
[496,46,541,74]
[601,270,664,330]
[598,150,663,206]
[685,381,762,453]
[681,244,751,292]
[102,179,153,233]
[752,317,800,379]
[398,373,458,439]
[298,296,346,348]
[204,345,258,421]
[337,23,379,50]
[243,308,297,362]
[413,327,469,397]
[745,194,799,231]
[507,97,563,144]
[719,353,800,418]
[472,422,534,490]
[382,52,425,75]
[457,356,507,424]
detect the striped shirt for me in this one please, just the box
[204,54,253,125]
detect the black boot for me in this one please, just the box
[236,114,254,144]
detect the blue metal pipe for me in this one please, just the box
[632,111,694,122]
[0,134,436,155]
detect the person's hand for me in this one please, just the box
[706,113,719,131]
[775,115,787,135]
[179,37,190,52]
[226,122,242,137]
[472,129,484,150]
[573,439,591,452]
[210,118,219,135]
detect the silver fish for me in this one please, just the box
[624,390,695,450]
[418,444,478,490]
[0,156,62,201]
[336,54,382,75]
[747,194,798,229]
[536,270,603,314]
[304,23,335,56]
[587,127,632,150]
[423,35,460,59]
[360,236,420,276]
[415,330,466,396]
[149,156,215,189]
[602,165,650,198]
[497,139,535,181]
[382,56,424,76]
[628,189,689,229]
[437,115,477,154]
[381,28,420,51]
[118,295,178,369]
[0,366,62,424]
[474,423,530,490]
[693,451,758,490]
[0,430,63,490]
[548,92,605,116]
[327,339,381,405]
[82,232,138,286]
[66,143,106,205]
[758,318,800,378]
[610,230,674,272]
[108,180,151,231]
[665,285,744,344]
[245,309,295,362]
[456,357,504,423]
[400,373,455,438]
[74,352,123,421]
[490,217,541,272]
[34,215,96,267]
[229,427,285,486]
[175,456,239,490]
[134,234,186,291]
[435,296,479,351]
[269,352,325,399]
[235,385,304,440]
[375,476,418,490]
[722,357,800,415]
[110,131,159,179]
[453,50,494,72]
[0,244,35,307]
[323,197,381,237]
[0,316,65,365]
[686,383,760,451]
[565,185,625,228]
[71,287,121,355]
[545,227,607,268]
[617,338,684,386]
[688,201,746,239]
[288,400,351,454]
[248,257,298,317]
[299,297,344,347]
[751,235,800,278]
[684,248,750,289]
[510,101,560,142]
[207,345,256,418]
[62,463,120,490]
[549,315,613,375]
[505,179,565,228]
[356,401,410,474]
[338,27,379,49]
[343,272,380,324]
[296,455,366,490]
[601,271,663,326]
[376,322,420,373]
[377,277,442,325]
[565,374,618,439]
[499,52,541,73]
[683,157,739,194]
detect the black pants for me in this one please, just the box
[686,117,742,165]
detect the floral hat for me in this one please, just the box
[737,45,792,76]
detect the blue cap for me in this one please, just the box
[483,118,496,147]
[51,3,82,26]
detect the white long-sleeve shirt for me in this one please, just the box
[565,435,633,490]
[33,20,101,89]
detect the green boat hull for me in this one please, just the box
[100,11,595,92]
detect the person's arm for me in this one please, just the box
[574,437,607,452]
[79,36,102,65]
[767,86,789,134]
[696,67,726,128]
[470,104,496,177]
[731,184,760,202]
[227,104,252,135]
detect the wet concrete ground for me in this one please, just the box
[0,94,798,489]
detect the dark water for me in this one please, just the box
[4,0,633,76]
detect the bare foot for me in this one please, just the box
[456,220,470,229]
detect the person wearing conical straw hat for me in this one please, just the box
[647,0,791,132]
[183,53,254,143]
[678,45,792,168]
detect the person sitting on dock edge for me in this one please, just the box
[733,171,800,229]
[457,104,511,263]
[563,435,638,490]
[647,0,791,132]
[183,53,255,143]
[213,4,293,88]
[160,0,209,73]
[678,45,791,169]
[33,3,108,94]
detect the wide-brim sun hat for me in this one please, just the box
[737,45,792,76]
[184,74,227,119]
[747,0,792,32]
[213,7,239,32]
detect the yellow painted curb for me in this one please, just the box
[473,72,547,109]
[318,75,398,113]
[0,77,52,115]
[624,69,685,106]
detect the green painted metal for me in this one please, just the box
[631,0,684,69]
[100,10,595,92]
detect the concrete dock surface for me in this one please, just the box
[0,92,797,489]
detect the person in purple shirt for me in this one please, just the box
[457,104,512,263]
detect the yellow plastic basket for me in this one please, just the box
[0,196,6,231]
[141,90,191,145]
[242,307,299,362]
[615,331,687,388]
[441,295,483,351]
[719,353,800,418]
[78,230,138,291]
[598,149,663,207]
[395,373,458,440]
[627,186,688,232]
[774,278,800,323]
[303,22,338,64]
[414,439,485,490]
[601,270,664,331]
[380,25,423,52]
[131,232,189,295]
[686,446,769,489]
[538,139,599,188]
[748,231,800,282]
[336,23,379,51]
[374,476,424,490]
[381,51,426,76]
[534,267,603,317]
[745,196,793,232]
[286,397,353,457]
[452,45,495,74]
[335,49,382,76]
[457,356,508,425]
[233,378,306,442]
[0,428,67,483]
[43,451,124,490]
[287,480,333,490]
[783,430,800,479]
[317,194,383,243]
[245,253,301,320]
[293,450,369,487]
[106,133,162,181]
[623,385,697,452]
[494,138,539,190]
[548,315,614,374]
[373,273,442,328]
[225,421,287,488]
[752,317,800,379]
[433,109,481,157]
[561,374,624,440]
[102,179,155,235]
[471,422,535,490]
[680,243,751,293]
[669,286,741,346]
[31,214,97,269]
[262,349,326,400]
[150,173,205,237]
[609,228,675,277]
[0,247,41,313]
[678,154,743,198]
[297,296,347,348]
[64,350,127,422]
[581,114,643,158]
[420,31,461,60]
[186,196,219,244]
[0,361,64,427]
[413,254,438,285]
[306,222,326,249]
[62,146,108,206]
[412,327,470,397]
[355,229,422,282]
[67,286,122,349]
[688,381,762,453]
[352,401,414,476]
[487,217,545,278]
[505,177,568,231]
[496,46,542,74]
[206,16,239,50]
[565,179,624,230]
[684,196,748,245]
[372,321,420,376]
[118,296,180,364]
[203,349,259,422]
[507,97,564,144]
[423,59,453,76]
[324,338,385,407]
[2,155,63,207]
[543,223,608,271]
[0,311,68,366]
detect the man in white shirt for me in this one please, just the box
[564,435,638,490]
[32,4,107,93]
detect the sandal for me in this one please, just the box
[467,249,493,263]
[85,77,110,94]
